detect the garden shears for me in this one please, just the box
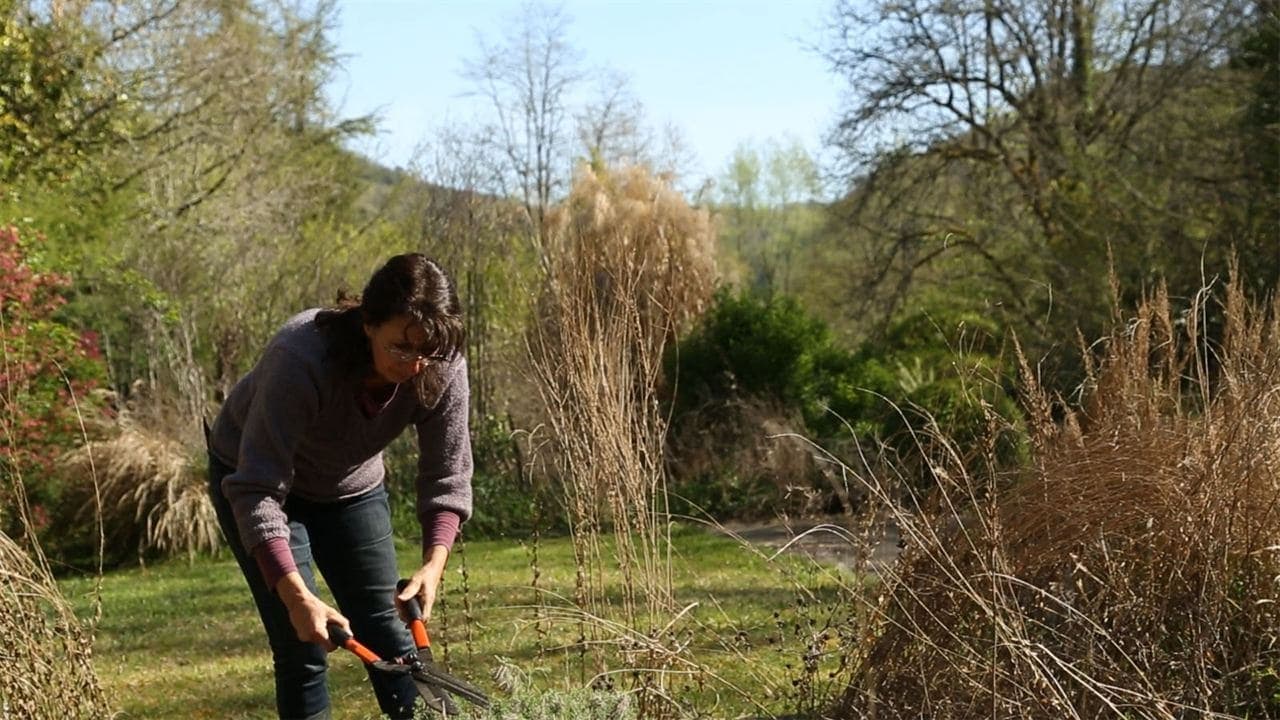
[327,579,490,715]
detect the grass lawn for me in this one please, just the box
[59,525,856,719]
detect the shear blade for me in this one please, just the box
[407,647,489,708]
[414,664,490,708]
[414,679,459,715]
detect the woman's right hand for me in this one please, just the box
[275,572,349,651]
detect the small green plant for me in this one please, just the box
[448,669,635,720]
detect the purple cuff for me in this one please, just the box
[252,536,296,591]
[422,510,461,555]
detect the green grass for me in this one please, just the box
[59,525,856,719]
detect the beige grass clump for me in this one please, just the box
[62,416,219,561]
[0,531,109,718]
[831,276,1280,719]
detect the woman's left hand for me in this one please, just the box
[396,545,449,621]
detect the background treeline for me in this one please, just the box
[0,0,1276,566]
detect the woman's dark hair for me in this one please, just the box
[316,254,465,405]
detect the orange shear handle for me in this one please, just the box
[326,623,382,665]
[395,578,432,649]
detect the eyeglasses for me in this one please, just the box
[384,343,451,365]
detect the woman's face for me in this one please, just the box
[364,314,436,386]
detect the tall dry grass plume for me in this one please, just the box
[527,164,716,715]
[829,275,1279,719]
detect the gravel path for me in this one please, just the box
[714,516,902,572]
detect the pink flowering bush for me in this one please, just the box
[0,225,108,538]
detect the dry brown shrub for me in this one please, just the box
[831,276,1280,719]
[61,414,218,562]
[0,531,109,718]
[1,303,111,717]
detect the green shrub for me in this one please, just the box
[667,290,1026,516]
[669,288,837,416]
[830,307,1027,491]
[665,290,844,516]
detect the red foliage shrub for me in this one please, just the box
[0,225,108,531]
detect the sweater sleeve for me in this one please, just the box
[415,356,474,552]
[220,344,322,558]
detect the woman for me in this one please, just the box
[206,253,473,720]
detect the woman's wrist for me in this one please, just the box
[422,544,449,567]
[274,572,313,608]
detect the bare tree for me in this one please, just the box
[436,3,705,423]
[462,2,584,260]
[576,68,650,170]
[821,0,1256,339]
[406,123,535,421]
[827,0,1247,197]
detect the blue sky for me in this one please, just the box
[326,0,842,185]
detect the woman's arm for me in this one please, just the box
[219,344,345,639]
[221,345,323,557]
[399,357,474,619]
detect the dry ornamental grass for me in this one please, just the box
[61,415,219,562]
[830,276,1280,719]
[527,164,717,717]
[0,531,108,719]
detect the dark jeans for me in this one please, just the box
[208,453,418,720]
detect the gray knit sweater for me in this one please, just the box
[208,309,473,554]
